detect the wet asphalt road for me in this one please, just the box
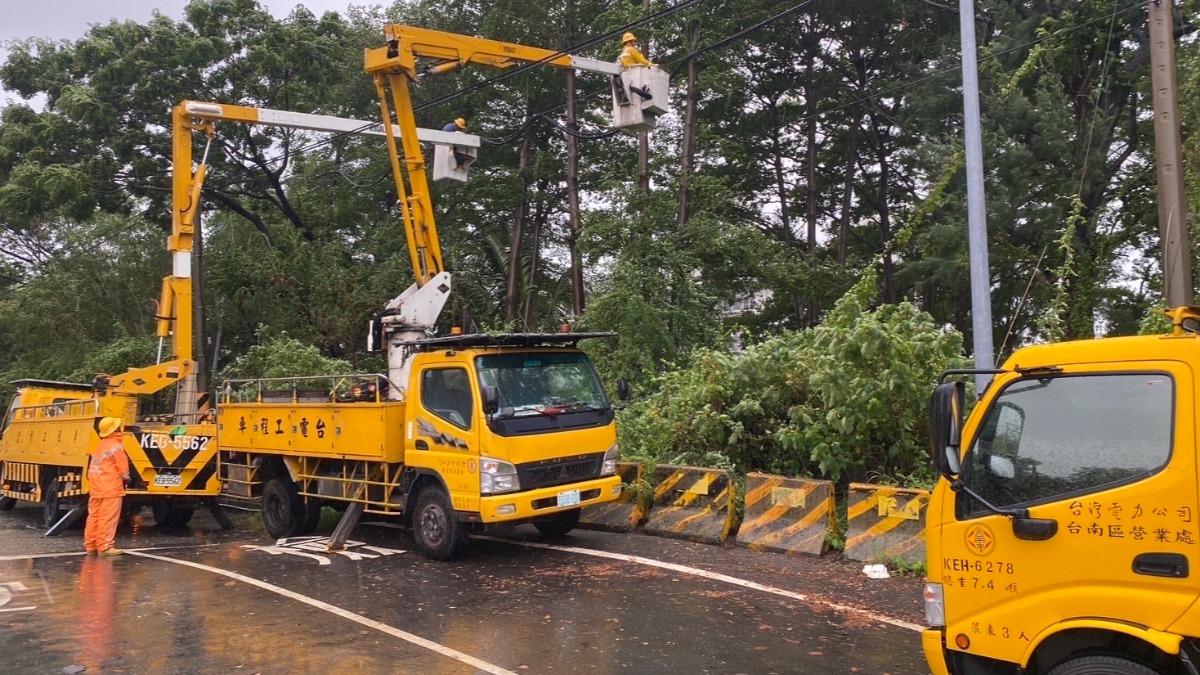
[0,504,928,674]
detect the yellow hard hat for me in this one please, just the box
[622,32,637,44]
[97,417,123,437]
[455,117,467,130]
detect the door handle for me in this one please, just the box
[414,439,429,451]
[1133,552,1189,578]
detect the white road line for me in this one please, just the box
[475,535,925,633]
[128,551,518,675]
[0,543,222,562]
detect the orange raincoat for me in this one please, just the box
[84,434,129,553]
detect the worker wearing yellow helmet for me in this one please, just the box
[614,32,654,107]
[84,417,130,556]
[442,117,471,168]
[619,32,653,68]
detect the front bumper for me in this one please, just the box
[923,629,952,675]
[479,474,622,523]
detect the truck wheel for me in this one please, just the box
[411,485,467,561]
[534,508,581,538]
[42,478,63,528]
[0,497,15,512]
[152,502,194,529]
[262,478,307,538]
[1047,656,1161,675]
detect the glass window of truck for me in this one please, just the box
[961,373,1173,516]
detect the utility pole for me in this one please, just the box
[637,0,652,196]
[1149,0,1193,307]
[958,0,995,389]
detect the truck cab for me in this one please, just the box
[924,310,1200,675]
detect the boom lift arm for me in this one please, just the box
[107,100,478,403]
[362,26,620,395]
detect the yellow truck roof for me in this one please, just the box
[1002,331,1199,371]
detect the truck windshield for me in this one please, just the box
[963,373,1173,513]
[476,352,608,417]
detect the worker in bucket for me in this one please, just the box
[442,117,472,168]
[83,417,130,556]
[613,32,653,106]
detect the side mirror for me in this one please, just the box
[482,385,500,415]
[930,381,965,479]
[617,379,630,402]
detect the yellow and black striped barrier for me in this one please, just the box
[736,473,835,556]
[844,483,930,564]
[1,461,42,502]
[642,464,735,545]
[579,462,646,532]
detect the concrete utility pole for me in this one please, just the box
[1149,0,1193,307]
[958,0,995,389]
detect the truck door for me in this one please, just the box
[937,361,1197,663]
[409,365,481,512]
[0,393,19,440]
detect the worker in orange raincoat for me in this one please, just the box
[84,417,130,556]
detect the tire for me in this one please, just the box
[411,485,467,561]
[151,501,195,529]
[533,508,581,538]
[1047,655,1161,675]
[261,477,306,539]
[0,496,15,512]
[42,477,64,528]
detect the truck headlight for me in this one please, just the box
[923,582,945,627]
[601,444,619,476]
[480,457,520,495]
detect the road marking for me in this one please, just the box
[0,543,222,562]
[0,581,34,612]
[475,535,924,633]
[128,550,518,675]
[241,536,405,566]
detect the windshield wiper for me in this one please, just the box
[559,401,609,412]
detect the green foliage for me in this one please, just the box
[881,556,927,577]
[1138,307,1173,336]
[67,336,159,383]
[218,329,353,381]
[618,275,965,484]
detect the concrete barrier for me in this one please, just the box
[579,462,646,532]
[736,473,834,556]
[844,483,930,564]
[642,464,736,545]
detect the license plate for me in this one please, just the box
[556,489,580,508]
[153,474,182,487]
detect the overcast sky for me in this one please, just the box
[1,0,357,104]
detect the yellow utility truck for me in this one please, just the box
[0,96,223,531]
[200,26,636,559]
[923,306,1200,674]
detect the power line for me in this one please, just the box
[670,0,822,77]
[254,0,714,169]
[411,0,714,114]
[483,0,825,144]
